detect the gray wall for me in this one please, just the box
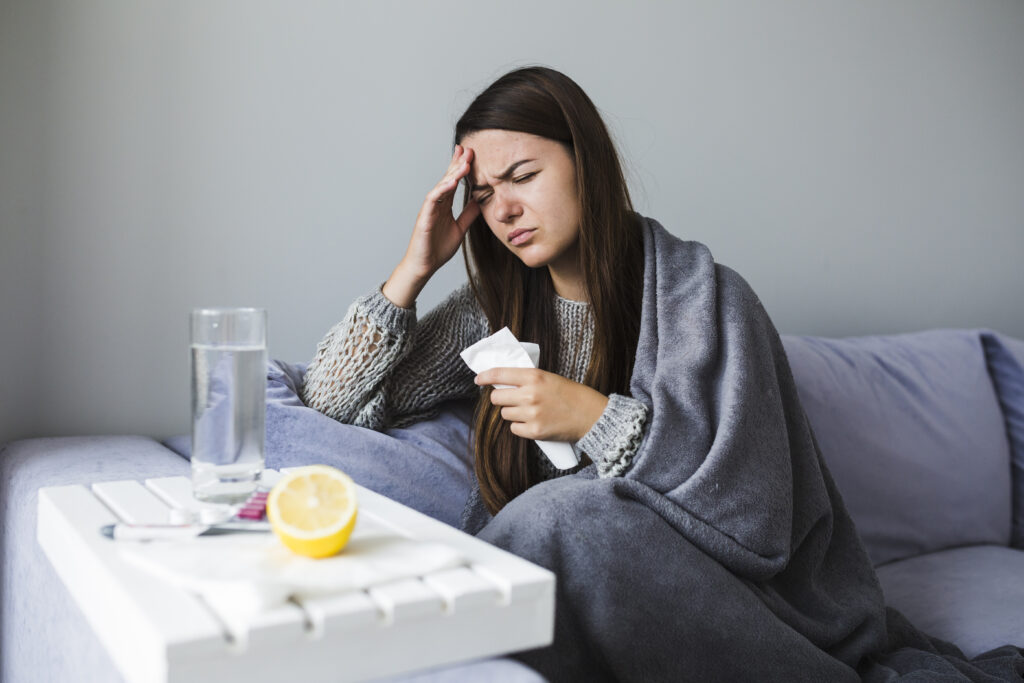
[2,0,1023,443]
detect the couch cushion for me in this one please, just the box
[875,545,1024,658]
[781,330,1012,566]
[982,331,1024,549]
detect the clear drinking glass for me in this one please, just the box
[190,307,267,503]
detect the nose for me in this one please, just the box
[491,186,523,224]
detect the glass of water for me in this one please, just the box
[190,307,267,503]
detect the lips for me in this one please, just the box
[507,228,536,246]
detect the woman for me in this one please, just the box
[303,67,1023,681]
[303,66,649,523]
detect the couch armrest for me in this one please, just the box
[0,436,190,683]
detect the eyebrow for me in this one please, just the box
[469,159,536,194]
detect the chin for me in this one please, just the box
[511,249,553,270]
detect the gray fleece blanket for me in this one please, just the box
[462,216,1024,681]
[164,216,1022,680]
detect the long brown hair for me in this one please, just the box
[455,66,644,514]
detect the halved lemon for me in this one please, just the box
[266,465,358,558]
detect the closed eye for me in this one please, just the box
[474,173,538,205]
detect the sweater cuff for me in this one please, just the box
[356,282,417,337]
[576,393,649,478]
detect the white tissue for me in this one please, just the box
[460,328,580,470]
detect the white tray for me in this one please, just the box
[37,469,554,683]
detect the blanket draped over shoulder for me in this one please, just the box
[472,215,1024,682]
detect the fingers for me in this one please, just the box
[508,421,535,440]
[427,145,473,207]
[488,386,523,406]
[443,145,472,186]
[499,405,544,440]
[456,198,481,232]
[475,367,536,387]
[448,144,470,169]
[500,405,534,423]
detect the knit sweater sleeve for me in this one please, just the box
[576,393,650,478]
[301,281,488,431]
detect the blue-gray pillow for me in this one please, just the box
[981,331,1024,549]
[165,360,476,529]
[781,330,1012,566]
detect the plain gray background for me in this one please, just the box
[2,0,1022,444]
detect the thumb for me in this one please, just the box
[456,200,481,234]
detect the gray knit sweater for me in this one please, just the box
[301,282,648,481]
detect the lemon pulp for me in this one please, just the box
[266,465,358,558]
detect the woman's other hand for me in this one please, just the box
[383,145,481,309]
[475,368,609,443]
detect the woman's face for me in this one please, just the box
[461,129,580,272]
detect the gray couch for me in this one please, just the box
[3,327,1023,681]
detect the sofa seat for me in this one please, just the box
[875,544,1024,658]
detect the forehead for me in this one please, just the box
[463,130,562,184]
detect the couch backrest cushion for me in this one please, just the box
[781,330,1012,566]
[981,331,1024,549]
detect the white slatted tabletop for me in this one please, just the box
[37,469,555,683]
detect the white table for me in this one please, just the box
[37,470,555,683]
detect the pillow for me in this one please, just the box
[164,360,476,529]
[781,330,1012,566]
[981,331,1024,549]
